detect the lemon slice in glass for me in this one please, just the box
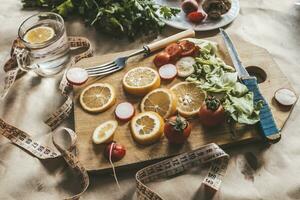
[80,83,116,113]
[130,111,164,145]
[141,88,177,119]
[92,120,118,144]
[123,67,160,96]
[24,26,55,44]
[171,82,206,117]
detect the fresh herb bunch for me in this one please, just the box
[21,0,180,39]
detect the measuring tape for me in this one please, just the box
[136,143,229,199]
[0,37,230,199]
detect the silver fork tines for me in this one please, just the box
[84,48,146,78]
[87,64,120,77]
[85,61,115,71]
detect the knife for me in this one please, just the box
[219,28,280,142]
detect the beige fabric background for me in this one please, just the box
[0,0,300,199]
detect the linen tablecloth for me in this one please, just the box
[0,0,300,199]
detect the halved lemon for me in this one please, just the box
[80,83,116,113]
[92,120,118,144]
[24,26,55,44]
[140,88,177,119]
[171,82,206,117]
[123,67,160,96]
[130,111,164,145]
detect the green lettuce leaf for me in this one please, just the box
[186,39,263,125]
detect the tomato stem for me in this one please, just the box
[168,114,188,133]
[205,96,221,111]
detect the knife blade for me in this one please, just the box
[219,28,250,79]
[219,28,280,142]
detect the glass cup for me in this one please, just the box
[18,12,70,77]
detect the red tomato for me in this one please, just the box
[198,96,225,127]
[165,43,183,62]
[153,52,171,68]
[192,45,200,57]
[104,142,126,162]
[178,40,196,57]
[164,115,192,144]
[187,11,206,23]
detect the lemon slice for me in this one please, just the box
[24,26,55,44]
[130,111,164,145]
[123,67,160,96]
[92,120,118,144]
[171,82,206,117]
[80,83,116,113]
[141,88,177,119]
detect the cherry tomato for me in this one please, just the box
[192,45,200,57]
[198,96,225,127]
[104,142,126,162]
[164,115,192,144]
[154,52,171,68]
[165,43,183,62]
[187,11,206,23]
[178,40,196,57]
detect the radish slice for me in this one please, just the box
[274,88,297,106]
[66,67,89,86]
[176,56,196,77]
[115,102,135,121]
[158,64,177,80]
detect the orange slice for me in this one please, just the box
[140,88,177,119]
[80,83,116,113]
[24,26,55,44]
[130,111,164,145]
[171,82,206,117]
[123,67,160,96]
[92,120,118,144]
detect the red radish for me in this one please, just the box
[181,0,199,14]
[104,142,126,162]
[66,67,88,86]
[274,88,297,106]
[115,102,135,121]
[158,64,177,80]
[187,11,206,23]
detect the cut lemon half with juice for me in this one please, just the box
[130,111,164,145]
[24,26,55,44]
[92,120,118,144]
[171,82,206,117]
[123,67,160,96]
[140,88,177,119]
[80,83,116,113]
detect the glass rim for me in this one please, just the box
[18,12,65,47]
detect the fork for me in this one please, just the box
[67,29,195,85]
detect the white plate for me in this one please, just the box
[156,0,240,31]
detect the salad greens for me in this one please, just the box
[186,39,263,125]
[21,0,180,39]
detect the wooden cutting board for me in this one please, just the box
[73,35,297,171]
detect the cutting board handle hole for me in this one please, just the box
[246,66,267,84]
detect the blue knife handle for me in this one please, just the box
[242,77,280,141]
